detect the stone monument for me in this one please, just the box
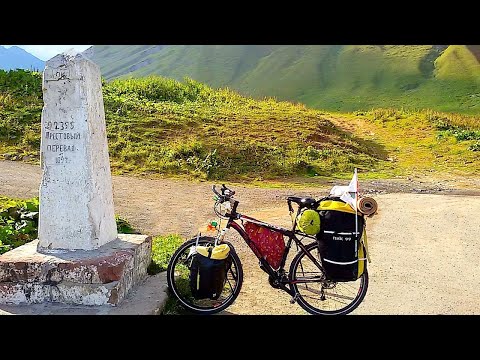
[39,49,117,251]
[0,51,152,306]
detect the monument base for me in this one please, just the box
[0,234,152,306]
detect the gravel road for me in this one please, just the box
[1,160,479,314]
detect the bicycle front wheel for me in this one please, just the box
[166,236,243,314]
[289,242,368,315]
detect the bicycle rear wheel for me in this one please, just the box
[289,242,368,315]
[167,236,243,314]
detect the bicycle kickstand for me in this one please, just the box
[290,293,299,304]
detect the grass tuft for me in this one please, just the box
[148,234,184,274]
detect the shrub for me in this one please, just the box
[0,196,142,254]
[0,197,39,254]
[468,142,480,151]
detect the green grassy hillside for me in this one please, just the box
[92,45,480,114]
[329,108,480,178]
[0,69,382,180]
[2,69,480,181]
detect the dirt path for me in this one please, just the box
[1,160,480,314]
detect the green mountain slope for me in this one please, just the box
[113,45,281,88]
[92,45,480,114]
[0,69,383,180]
[2,70,480,180]
[91,45,167,79]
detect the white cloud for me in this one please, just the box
[2,45,92,61]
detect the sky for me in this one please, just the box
[2,45,92,61]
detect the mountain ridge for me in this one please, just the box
[0,46,45,71]
[92,45,480,114]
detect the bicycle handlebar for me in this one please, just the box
[212,184,239,218]
[212,184,235,200]
[212,185,222,198]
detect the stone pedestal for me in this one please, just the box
[0,235,152,306]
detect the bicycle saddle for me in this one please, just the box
[287,196,317,208]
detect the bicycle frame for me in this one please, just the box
[218,208,326,297]
[170,184,369,315]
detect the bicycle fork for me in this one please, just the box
[215,227,229,245]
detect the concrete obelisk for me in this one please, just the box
[38,51,117,251]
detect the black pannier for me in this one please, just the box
[189,244,231,300]
[316,198,367,282]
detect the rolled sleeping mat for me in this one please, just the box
[358,197,378,216]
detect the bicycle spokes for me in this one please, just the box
[290,242,368,314]
[168,239,243,313]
